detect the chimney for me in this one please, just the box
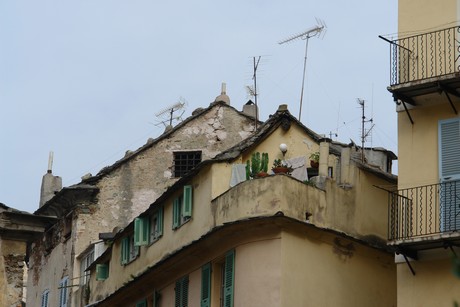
[242,100,258,118]
[318,138,331,177]
[39,151,62,208]
[214,82,230,105]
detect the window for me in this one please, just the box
[173,151,202,177]
[439,118,460,231]
[63,214,72,239]
[96,263,109,281]
[80,250,94,285]
[59,276,69,307]
[134,207,164,246]
[150,207,164,243]
[175,276,189,307]
[41,289,50,307]
[201,263,211,307]
[80,242,105,285]
[172,185,193,229]
[121,234,139,265]
[135,299,147,307]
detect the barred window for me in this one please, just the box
[173,151,202,177]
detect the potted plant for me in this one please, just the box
[272,159,292,174]
[245,152,269,179]
[309,152,320,168]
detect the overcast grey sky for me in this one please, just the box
[0,1,398,213]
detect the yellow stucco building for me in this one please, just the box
[86,106,397,306]
[385,0,460,305]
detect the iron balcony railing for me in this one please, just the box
[387,26,460,86]
[388,180,460,241]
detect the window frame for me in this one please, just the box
[121,233,139,265]
[41,289,50,307]
[59,276,69,307]
[173,151,202,178]
[149,206,164,244]
[172,185,193,230]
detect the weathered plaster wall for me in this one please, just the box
[399,0,457,34]
[281,229,396,307]
[397,257,460,306]
[398,103,454,189]
[66,104,254,306]
[0,239,27,307]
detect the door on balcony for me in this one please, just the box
[439,118,460,231]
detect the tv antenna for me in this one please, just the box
[357,98,374,162]
[154,98,187,128]
[279,18,326,122]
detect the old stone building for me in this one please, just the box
[26,96,258,307]
[0,203,53,307]
[86,105,398,306]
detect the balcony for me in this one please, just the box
[388,180,460,250]
[384,26,460,116]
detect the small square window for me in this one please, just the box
[173,151,202,177]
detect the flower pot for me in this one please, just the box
[255,171,269,178]
[310,160,319,169]
[272,167,289,174]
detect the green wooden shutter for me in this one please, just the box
[121,237,129,265]
[183,185,193,218]
[175,279,181,307]
[175,276,189,307]
[153,290,160,307]
[201,263,211,307]
[173,198,180,229]
[134,217,149,246]
[135,299,147,307]
[182,276,189,307]
[223,250,235,307]
[157,206,164,236]
[96,264,109,280]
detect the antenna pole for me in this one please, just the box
[253,56,261,130]
[299,36,310,121]
[361,99,365,162]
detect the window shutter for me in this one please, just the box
[183,185,193,218]
[173,198,180,229]
[121,237,129,265]
[135,299,147,307]
[175,279,181,307]
[223,250,235,307]
[134,217,149,246]
[201,263,211,307]
[439,119,460,178]
[181,276,189,307]
[96,264,109,280]
[153,290,160,307]
[157,207,164,236]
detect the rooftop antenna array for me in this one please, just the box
[154,98,187,128]
[357,98,374,162]
[246,56,262,130]
[279,18,326,122]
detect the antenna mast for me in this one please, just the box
[279,18,326,122]
[154,98,187,128]
[357,98,374,162]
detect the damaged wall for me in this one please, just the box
[0,239,27,307]
[27,102,256,307]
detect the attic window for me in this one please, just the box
[173,151,202,177]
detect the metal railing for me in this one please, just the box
[387,26,460,86]
[388,180,460,240]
